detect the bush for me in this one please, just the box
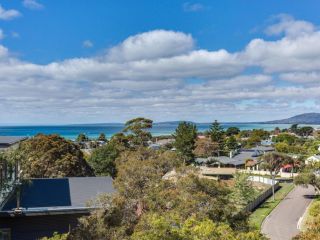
[309,201,320,217]
[41,232,68,240]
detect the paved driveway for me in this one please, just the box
[261,185,315,240]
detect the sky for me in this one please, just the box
[0,0,320,124]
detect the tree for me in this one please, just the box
[109,132,130,151]
[275,142,290,153]
[193,138,217,158]
[290,124,299,134]
[209,120,225,156]
[231,172,257,208]
[123,117,153,147]
[297,126,314,137]
[88,142,119,178]
[97,133,107,142]
[173,122,197,164]
[76,133,89,142]
[273,133,298,145]
[226,127,240,136]
[294,168,320,194]
[245,129,270,148]
[12,134,94,178]
[226,135,238,151]
[132,213,265,240]
[261,152,291,201]
[41,232,68,240]
[70,151,259,239]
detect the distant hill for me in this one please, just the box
[264,113,320,124]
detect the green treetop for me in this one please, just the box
[173,122,197,164]
[97,133,107,142]
[76,133,89,142]
[209,120,225,156]
[12,134,94,178]
[123,117,153,147]
[226,127,240,136]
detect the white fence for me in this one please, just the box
[248,176,278,185]
[244,182,280,212]
[240,169,298,178]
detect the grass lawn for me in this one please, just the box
[249,183,295,230]
[300,195,320,231]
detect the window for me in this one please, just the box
[0,229,11,240]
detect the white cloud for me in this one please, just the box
[183,2,204,12]
[280,72,320,84]
[1,16,320,123]
[82,40,94,48]
[107,30,195,62]
[0,45,9,58]
[265,14,315,38]
[0,4,21,20]
[242,31,320,72]
[23,0,44,10]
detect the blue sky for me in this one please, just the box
[0,0,320,124]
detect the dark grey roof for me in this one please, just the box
[1,177,114,214]
[246,146,274,152]
[0,136,27,145]
[214,151,259,166]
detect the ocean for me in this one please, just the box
[1,122,317,140]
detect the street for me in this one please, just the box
[261,185,315,240]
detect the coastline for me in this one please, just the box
[0,123,319,140]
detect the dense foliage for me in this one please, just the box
[76,133,89,142]
[209,120,225,155]
[123,117,153,147]
[173,122,197,164]
[88,142,119,178]
[193,138,217,157]
[68,144,264,239]
[11,134,94,178]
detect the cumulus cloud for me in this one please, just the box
[265,14,316,38]
[0,4,21,20]
[23,0,44,10]
[107,30,195,62]
[1,16,320,123]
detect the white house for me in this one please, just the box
[305,155,320,165]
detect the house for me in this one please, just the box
[261,139,274,146]
[195,146,274,169]
[0,177,114,240]
[305,155,320,165]
[0,136,27,151]
[213,151,260,168]
[0,137,27,198]
[148,143,161,150]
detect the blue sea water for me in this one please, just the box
[0,122,311,140]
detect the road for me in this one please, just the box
[261,185,315,240]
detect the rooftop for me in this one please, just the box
[214,151,259,166]
[1,177,115,216]
[0,136,27,146]
[245,146,275,152]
